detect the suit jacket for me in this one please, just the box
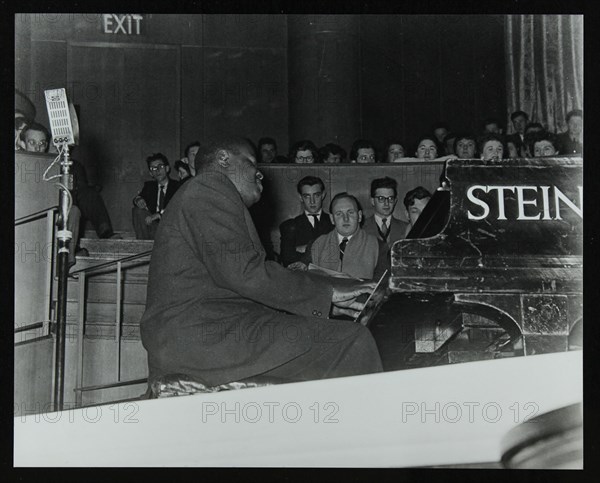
[140,171,333,386]
[279,212,334,267]
[135,178,181,214]
[556,132,582,155]
[363,215,409,249]
[306,228,387,280]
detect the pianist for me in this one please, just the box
[140,137,383,389]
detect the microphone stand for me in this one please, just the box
[53,143,72,412]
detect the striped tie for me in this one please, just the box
[339,237,348,261]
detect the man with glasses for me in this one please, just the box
[21,122,117,266]
[280,176,334,268]
[132,153,181,240]
[350,139,377,163]
[289,139,319,164]
[363,177,409,249]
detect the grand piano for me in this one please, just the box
[371,157,583,365]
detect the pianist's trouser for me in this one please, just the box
[132,206,159,240]
[146,317,383,387]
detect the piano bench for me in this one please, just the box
[149,373,282,399]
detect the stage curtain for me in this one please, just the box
[505,15,582,134]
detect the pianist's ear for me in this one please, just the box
[358,210,363,223]
[216,149,230,168]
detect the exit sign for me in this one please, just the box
[102,14,144,35]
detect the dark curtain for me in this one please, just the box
[505,15,583,134]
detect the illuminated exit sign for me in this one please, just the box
[102,14,144,35]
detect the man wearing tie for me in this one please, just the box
[132,153,181,240]
[279,176,334,267]
[363,177,409,249]
[300,193,387,280]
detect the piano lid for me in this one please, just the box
[392,157,583,273]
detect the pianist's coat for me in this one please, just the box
[140,169,377,386]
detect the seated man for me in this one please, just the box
[21,122,117,266]
[481,117,504,135]
[350,139,377,163]
[363,177,409,249]
[279,176,334,267]
[140,137,382,388]
[173,160,192,182]
[454,134,478,159]
[506,110,528,157]
[132,153,181,240]
[319,143,347,163]
[557,109,582,155]
[257,137,287,163]
[384,142,406,163]
[301,193,388,280]
[180,141,200,176]
[404,186,432,236]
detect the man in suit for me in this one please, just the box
[140,137,382,388]
[132,152,181,240]
[279,176,334,267]
[363,177,409,249]
[506,110,529,156]
[299,193,388,280]
[556,109,582,155]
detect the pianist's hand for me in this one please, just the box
[287,261,308,271]
[331,281,377,319]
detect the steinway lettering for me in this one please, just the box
[102,14,143,35]
[467,185,583,221]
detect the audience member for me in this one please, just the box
[432,122,450,145]
[257,137,277,163]
[319,143,347,163]
[443,132,457,156]
[290,140,319,164]
[363,177,409,248]
[479,133,505,161]
[528,131,559,157]
[132,153,181,240]
[385,142,405,162]
[482,118,503,135]
[454,134,478,159]
[506,140,520,159]
[506,110,528,156]
[302,193,387,280]
[173,160,192,182]
[557,109,582,155]
[15,114,29,151]
[414,136,439,160]
[350,139,377,163]
[404,186,432,236]
[280,176,334,268]
[181,141,200,176]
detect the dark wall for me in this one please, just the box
[359,15,506,155]
[16,14,505,231]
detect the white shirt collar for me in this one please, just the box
[374,214,390,228]
[336,232,354,244]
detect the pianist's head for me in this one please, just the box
[21,122,50,153]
